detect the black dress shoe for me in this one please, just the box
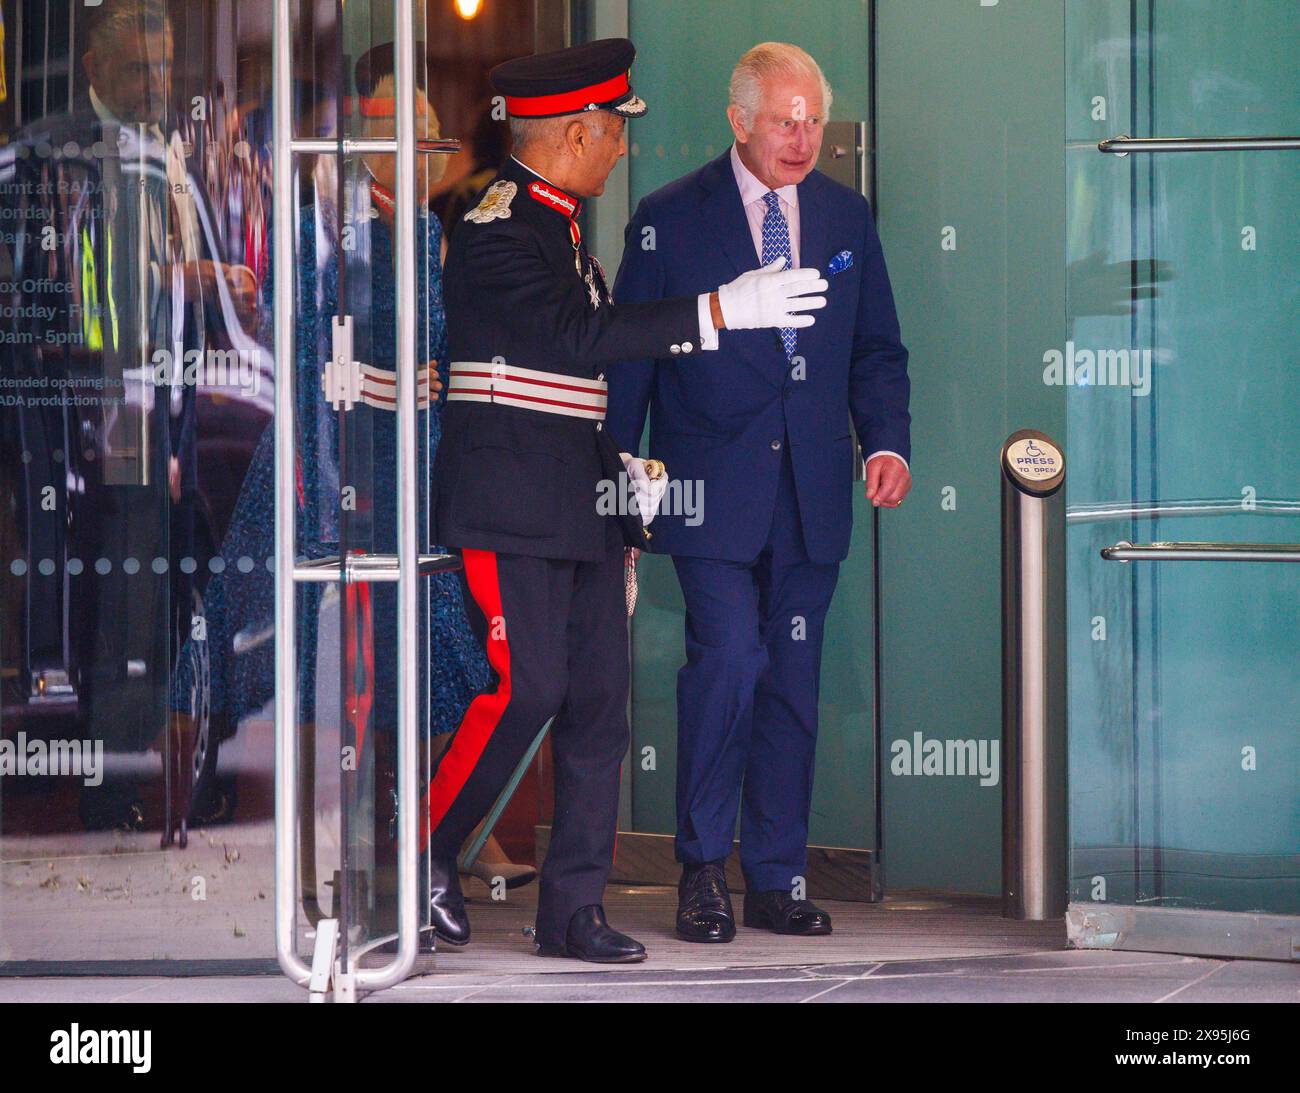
[743,890,833,936]
[536,905,647,963]
[676,861,736,943]
[426,855,471,946]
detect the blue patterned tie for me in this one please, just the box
[760,190,797,360]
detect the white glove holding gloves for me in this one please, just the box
[620,453,668,527]
[716,256,828,331]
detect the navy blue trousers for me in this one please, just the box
[671,444,840,892]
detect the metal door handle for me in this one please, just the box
[1101,540,1300,563]
[1099,135,1300,154]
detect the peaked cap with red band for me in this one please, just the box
[490,37,647,120]
[352,40,428,118]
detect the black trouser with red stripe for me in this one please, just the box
[422,546,629,948]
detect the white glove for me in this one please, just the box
[716,256,828,331]
[620,453,668,526]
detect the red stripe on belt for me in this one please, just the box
[420,549,512,850]
[451,368,606,396]
[448,387,605,414]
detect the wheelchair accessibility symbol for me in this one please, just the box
[1003,432,1065,494]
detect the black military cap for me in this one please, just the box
[353,41,427,115]
[490,38,647,120]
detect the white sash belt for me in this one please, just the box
[446,361,607,421]
[322,360,434,412]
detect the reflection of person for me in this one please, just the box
[76,0,203,634]
[0,0,244,780]
[6,0,208,498]
[606,43,912,943]
[79,1,258,331]
[168,68,491,842]
[424,38,827,964]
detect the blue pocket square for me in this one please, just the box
[828,249,854,276]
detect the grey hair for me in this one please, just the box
[729,42,832,130]
[87,0,172,51]
[509,110,607,153]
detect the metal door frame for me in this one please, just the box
[271,0,456,1001]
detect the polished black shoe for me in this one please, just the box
[676,861,736,943]
[743,890,833,936]
[536,905,647,963]
[426,855,471,946]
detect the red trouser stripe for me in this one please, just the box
[420,549,512,851]
[344,575,374,758]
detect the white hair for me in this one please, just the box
[729,42,833,130]
[509,110,607,153]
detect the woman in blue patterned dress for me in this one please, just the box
[170,80,532,884]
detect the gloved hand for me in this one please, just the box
[620,453,668,526]
[716,256,828,331]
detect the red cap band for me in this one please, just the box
[504,72,629,117]
[342,96,399,117]
[359,96,395,117]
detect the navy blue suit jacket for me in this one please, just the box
[606,151,910,564]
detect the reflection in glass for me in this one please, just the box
[1064,0,1299,917]
[0,0,537,968]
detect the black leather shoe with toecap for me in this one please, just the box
[536,904,647,963]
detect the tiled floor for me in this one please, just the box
[1,884,1296,1002]
[379,951,1300,1004]
[2,950,1295,1004]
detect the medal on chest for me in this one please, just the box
[524,176,612,310]
[584,254,613,310]
[566,218,607,311]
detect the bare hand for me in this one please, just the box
[865,454,911,508]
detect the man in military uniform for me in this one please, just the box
[425,38,826,962]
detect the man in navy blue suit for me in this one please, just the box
[607,42,912,943]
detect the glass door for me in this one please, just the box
[0,0,479,979]
[273,0,529,993]
[1064,0,1299,957]
[286,0,448,972]
[0,0,282,966]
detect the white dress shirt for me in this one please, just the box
[731,141,801,267]
[712,143,907,472]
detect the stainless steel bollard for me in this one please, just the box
[1000,430,1067,920]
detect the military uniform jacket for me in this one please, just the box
[433,155,703,561]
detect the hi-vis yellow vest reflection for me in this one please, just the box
[79,224,120,352]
